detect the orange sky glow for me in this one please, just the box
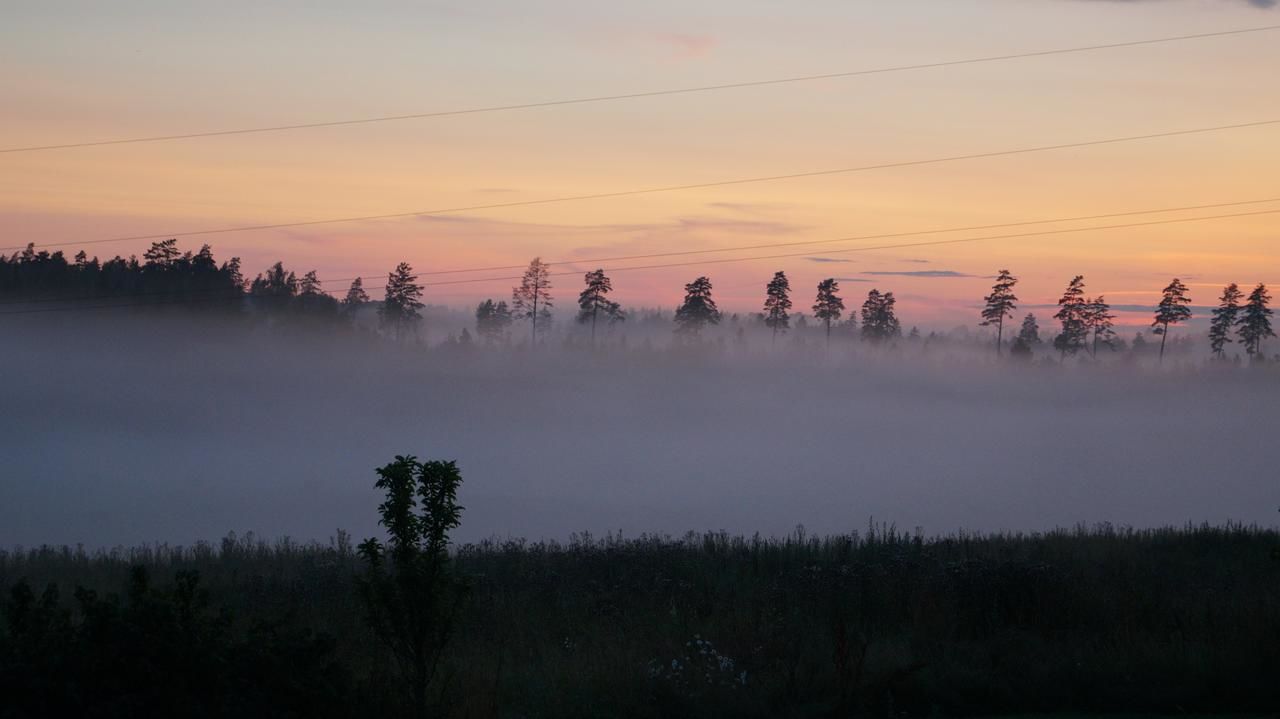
[2,0,1278,328]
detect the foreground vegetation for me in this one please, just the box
[3,522,1278,717]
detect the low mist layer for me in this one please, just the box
[2,316,1276,547]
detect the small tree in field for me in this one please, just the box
[359,456,466,719]
[979,269,1018,356]
[1208,283,1243,359]
[812,278,845,348]
[763,271,793,347]
[1151,278,1192,363]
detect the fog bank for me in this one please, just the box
[2,316,1276,547]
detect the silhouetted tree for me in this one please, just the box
[763,271,793,346]
[1084,296,1116,358]
[475,299,513,343]
[293,270,338,318]
[1017,313,1042,348]
[1152,278,1192,363]
[380,262,424,341]
[811,278,845,348]
[298,270,322,296]
[342,277,370,319]
[1053,276,1089,359]
[359,456,467,719]
[979,269,1018,356]
[576,269,624,343]
[1238,283,1274,360]
[1009,335,1033,359]
[674,276,721,339]
[142,239,181,269]
[1208,283,1243,359]
[251,262,299,311]
[512,258,553,345]
[860,289,901,344]
[222,256,245,290]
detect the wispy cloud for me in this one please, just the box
[653,32,717,59]
[705,201,790,216]
[805,257,855,264]
[862,270,978,278]
[832,277,874,283]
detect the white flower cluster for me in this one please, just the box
[647,635,748,693]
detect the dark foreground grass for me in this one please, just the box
[2,523,1278,718]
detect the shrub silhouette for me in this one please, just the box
[358,455,467,718]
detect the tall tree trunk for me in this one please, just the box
[531,293,538,346]
[590,302,598,345]
[995,317,1003,357]
[1158,322,1168,363]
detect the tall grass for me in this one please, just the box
[3,523,1278,717]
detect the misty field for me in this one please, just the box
[3,524,1279,717]
[3,317,1279,547]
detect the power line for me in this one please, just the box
[6,194,1277,307]
[412,208,1280,286]
[339,195,1280,281]
[3,25,1276,155]
[6,117,1278,255]
[3,206,1275,316]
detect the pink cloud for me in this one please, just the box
[653,32,717,59]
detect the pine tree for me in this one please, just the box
[576,269,624,343]
[512,257,553,345]
[979,269,1018,356]
[1208,283,1243,359]
[299,270,323,296]
[475,299,513,343]
[143,239,181,269]
[1084,296,1116,358]
[762,271,793,347]
[1151,278,1192,363]
[221,257,245,290]
[1017,313,1042,347]
[380,262,424,340]
[250,262,299,310]
[811,278,845,348]
[1053,275,1088,359]
[1238,283,1274,360]
[342,277,370,319]
[673,276,721,339]
[860,289,901,344]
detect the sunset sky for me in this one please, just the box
[3,0,1278,328]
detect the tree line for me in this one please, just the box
[5,240,1275,360]
[977,271,1274,362]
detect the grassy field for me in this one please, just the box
[3,523,1278,718]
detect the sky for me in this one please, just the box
[2,0,1278,328]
